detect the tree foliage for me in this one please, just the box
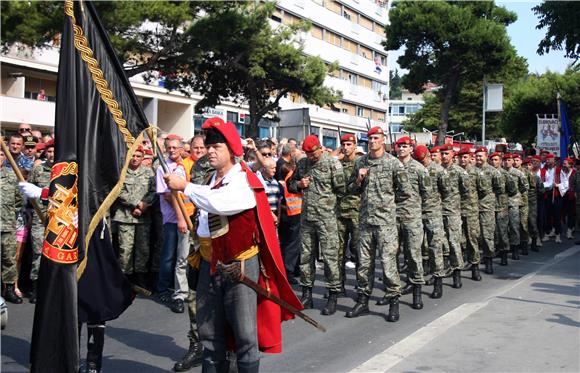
[385,1,518,144]
[533,1,580,63]
[389,69,402,100]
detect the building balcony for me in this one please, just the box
[0,95,55,128]
[324,76,386,110]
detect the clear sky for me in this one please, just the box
[389,1,574,75]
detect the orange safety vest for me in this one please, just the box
[284,170,302,216]
[177,158,195,217]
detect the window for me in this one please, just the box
[341,102,356,116]
[311,25,323,39]
[357,107,364,117]
[348,73,358,86]
[372,80,385,93]
[359,45,372,60]
[343,7,355,21]
[372,110,386,122]
[283,12,300,25]
[325,30,341,47]
[359,15,373,30]
[358,76,371,89]
[398,106,405,115]
[271,8,282,23]
[326,0,342,15]
[374,22,386,37]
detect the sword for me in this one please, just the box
[217,261,326,332]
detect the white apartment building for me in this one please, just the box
[273,0,390,148]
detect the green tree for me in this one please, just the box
[385,1,518,144]
[533,1,580,63]
[389,69,402,100]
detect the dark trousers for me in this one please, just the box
[554,195,575,234]
[544,193,556,234]
[537,196,546,238]
[278,214,301,277]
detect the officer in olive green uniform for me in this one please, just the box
[1,148,24,303]
[337,134,360,292]
[287,135,345,316]
[525,156,544,251]
[112,147,157,283]
[514,154,531,254]
[458,150,481,281]
[504,153,527,260]
[345,127,411,322]
[490,152,511,265]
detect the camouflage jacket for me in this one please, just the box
[348,152,411,226]
[440,164,470,216]
[422,161,444,217]
[190,154,214,185]
[475,163,501,212]
[495,167,511,212]
[28,161,53,220]
[0,167,23,232]
[515,167,530,207]
[338,157,360,219]
[112,166,157,224]
[507,167,528,207]
[288,152,345,222]
[396,157,431,221]
[460,165,480,217]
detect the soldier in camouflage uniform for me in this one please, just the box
[395,136,429,310]
[287,135,345,316]
[337,134,360,293]
[458,150,482,281]
[414,145,446,299]
[490,152,511,265]
[474,147,500,274]
[504,153,527,260]
[345,127,411,322]
[440,144,469,289]
[525,156,545,251]
[112,146,157,285]
[26,140,55,303]
[514,154,531,255]
[1,148,24,303]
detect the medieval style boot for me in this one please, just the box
[452,269,462,289]
[29,281,37,304]
[484,257,494,275]
[471,264,482,281]
[322,292,338,315]
[500,251,508,266]
[412,284,423,310]
[430,277,443,299]
[300,286,313,309]
[346,294,369,318]
[173,340,203,372]
[86,324,105,373]
[4,284,23,304]
[511,245,520,260]
[386,296,400,322]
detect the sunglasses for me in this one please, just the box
[260,152,272,157]
[19,128,32,132]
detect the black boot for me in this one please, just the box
[521,242,529,255]
[386,296,400,322]
[29,281,37,304]
[500,251,508,266]
[300,286,313,309]
[4,284,22,304]
[412,284,423,310]
[511,245,520,260]
[430,277,443,299]
[401,283,413,295]
[173,340,203,372]
[471,264,482,281]
[201,355,228,373]
[531,237,539,252]
[238,360,260,373]
[86,325,105,373]
[322,292,338,315]
[484,257,494,275]
[452,269,462,289]
[346,294,369,318]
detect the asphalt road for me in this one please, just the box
[2,239,579,373]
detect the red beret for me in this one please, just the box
[474,146,488,153]
[135,145,144,153]
[430,146,440,154]
[367,126,384,136]
[546,153,555,159]
[503,153,513,159]
[531,155,541,161]
[490,152,503,159]
[166,134,182,141]
[36,143,46,152]
[202,117,244,157]
[144,149,154,158]
[414,145,429,160]
[440,144,454,152]
[302,135,321,152]
[540,149,550,155]
[457,148,470,156]
[395,136,413,146]
[44,139,55,148]
[564,157,574,164]
[340,133,356,143]
[523,157,532,164]
[512,153,522,160]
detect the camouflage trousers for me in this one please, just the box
[495,209,510,252]
[508,206,521,246]
[461,214,480,265]
[479,210,496,258]
[528,200,539,238]
[337,215,359,285]
[422,215,445,277]
[397,218,424,284]
[1,231,18,283]
[299,218,341,292]
[117,222,151,275]
[442,215,464,271]
[30,222,45,281]
[520,205,529,244]
[357,222,400,298]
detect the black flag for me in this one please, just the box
[30,1,150,371]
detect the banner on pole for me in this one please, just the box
[537,115,560,156]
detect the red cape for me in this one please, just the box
[241,162,303,354]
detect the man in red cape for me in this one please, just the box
[165,118,302,373]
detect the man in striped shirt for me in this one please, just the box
[258,158,282,225]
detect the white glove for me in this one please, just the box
[19,182,42,199]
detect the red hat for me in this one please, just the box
[302,135,321,152]
[36,143,46,152]
[531,155,541,162]
[523,157,532,164]
[490,152,503,159]
[546,153,555,159]
[414,145,429,160]
[512,153,522,160]
[564,157,574,164]
[395,136,413,146]
[144,149,154,159]
[430,146,440,154]
[474,146,488,153]
[503,153,513,159]
[367,126,384,136]
[135,145,144,153]
[44,139,55,148]
[540,149,550,154]
[166,134,183,141]
[440,144,454,152]
[340,133,356,143]
[202,117,244,157]
[457,148,470,156]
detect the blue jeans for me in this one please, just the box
[156,223,189,299]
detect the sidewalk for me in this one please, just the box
[353,246,580,373]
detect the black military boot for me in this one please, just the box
[452,269,462,289]
[29,281,37,304]
[471,264,482,281]
[484,257,494,275]
[411,284,423,310]
[86,325,105,373]
[173,340,203,372]
[521,242,529,255]
[500,251,508,266]
[401,282,413,295]
[322,292,338,315]
[346,294,369,318]
[4,284,23,304]
[386,296,400,322]
[300,286,313,309]
[511,245,520,260]
[430,277,443,299]
[531,237,539,252]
